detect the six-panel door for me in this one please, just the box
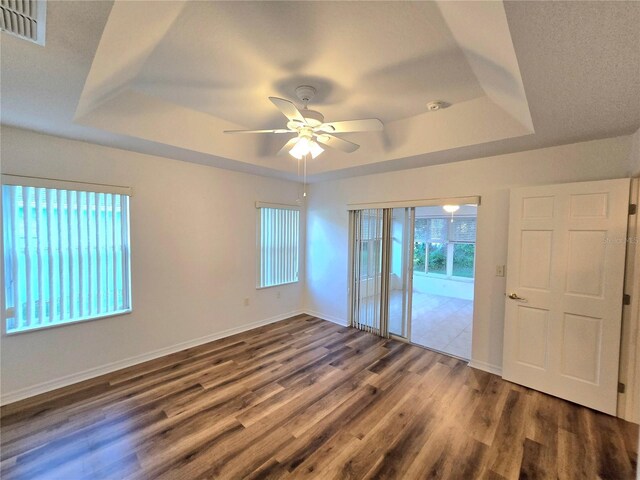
[503,179,630,415]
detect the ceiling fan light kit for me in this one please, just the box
[443,204,460,223]
[289,136,324,160]
[223,84,384,160]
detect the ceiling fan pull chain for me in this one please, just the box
[297,155,302,202]
[303,153,308,198]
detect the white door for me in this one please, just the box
[503,178,630,415]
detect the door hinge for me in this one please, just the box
[630,204,637,215]
[618,382,626,394]
[623,294,631,306]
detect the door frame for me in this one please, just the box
[619,177,640,422]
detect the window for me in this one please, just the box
[257,203,299,288]
[2,177,132,334]
[427,242,447,274]
[452,243,475,278]
[413,216,476,279]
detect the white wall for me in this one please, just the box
[2,126,638,409]
[631,128,640,177]
[0,126,305,403]
[305,135,634,373]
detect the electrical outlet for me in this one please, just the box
[244,297,250,306]
[496,265,506,277]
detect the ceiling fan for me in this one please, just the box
[224,85,383,159]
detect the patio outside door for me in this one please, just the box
[349,199,479,362]
[386,205,477,360]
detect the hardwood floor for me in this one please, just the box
[1,314,637,479]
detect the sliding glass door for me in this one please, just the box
[387,208,413,339]
[349,201,477,361]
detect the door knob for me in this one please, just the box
[508,293,526,301]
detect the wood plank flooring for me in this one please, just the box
[1,314,637,479]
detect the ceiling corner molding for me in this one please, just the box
[74,0,188,120]
[436,0,535,133]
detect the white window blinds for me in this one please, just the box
[257,205,299,288]
[415,217,476,243]
[2,183,132,334]
[449,217,477,243]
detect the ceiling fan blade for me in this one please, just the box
[269,97,307,124]
[317,118,383,133]
[277,137,300,156]
[315,134,360,153]
[224,129,295,134]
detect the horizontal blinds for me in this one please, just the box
[258,207,299,288]
[415,217,476,243]
[2,174,132,196]
[415,218,447,243]
[450,217,476,243]
[2,184,132,334]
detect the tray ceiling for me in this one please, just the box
[1,1,638,181]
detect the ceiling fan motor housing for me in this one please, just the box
[302,109,324,127]
[295,85,317,103]
[293,86,324,127]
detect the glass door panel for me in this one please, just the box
[388,208,413,338]
[410,205,477,360]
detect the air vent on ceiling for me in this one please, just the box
[0,0,46,45]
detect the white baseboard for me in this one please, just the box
[467,359,503,376]
[303,310,349,327]
[0,309,304,406]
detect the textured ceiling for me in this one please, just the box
[1,1,638,182]
[503,0,640,142]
